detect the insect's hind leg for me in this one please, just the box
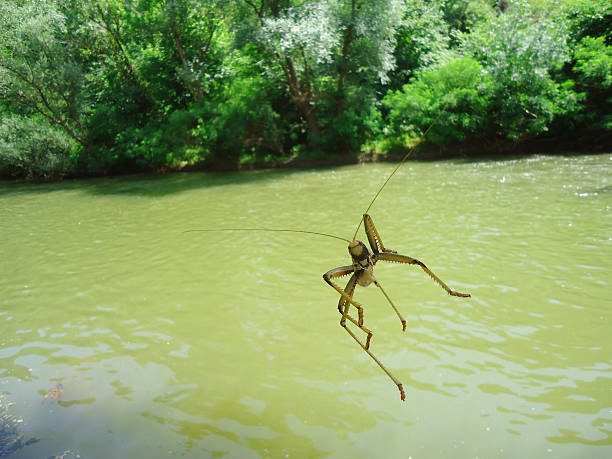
[363,214,397,254]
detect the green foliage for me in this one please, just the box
[383,56,490,147]
[0,0,86,147]
[574,36,612,88]
[562,0,612,42]
[460,0,577,139]
[571,36,612,130]
[192,52,287,165]
[0,115,77,179]
[388,0,450,88]
[0,0,609,180]
[257,0,404,151]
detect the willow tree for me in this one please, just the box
[258,0,404,150]
[0,0,86,146]
[0,0,87,178]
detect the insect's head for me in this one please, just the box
[348,240,369,261]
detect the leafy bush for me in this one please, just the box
[570,36,612,130]
[574,36,612,88]
[0,115,77,179]
[461,0,577,139]
[382,56,490,146]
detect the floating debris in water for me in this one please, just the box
[43,383,64,403]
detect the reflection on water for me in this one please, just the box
[0,154,611,458]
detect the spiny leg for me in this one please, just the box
[338,272,372,348]
[338,272,366,326]
[374,252,471,297]
[363,214,397,254]
[338,273,358,314]
[335,275,405,401]
[323,265,365,323]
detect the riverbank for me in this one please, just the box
[2,132,611,182]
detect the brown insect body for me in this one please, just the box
[348,241,376,286]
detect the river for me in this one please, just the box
[0,154,610,458]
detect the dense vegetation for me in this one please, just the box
[1,0,610,179]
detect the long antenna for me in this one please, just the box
[183,228,351,243]
[352,106,448,242]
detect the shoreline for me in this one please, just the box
[2,135,611,183]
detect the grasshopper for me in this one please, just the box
[322,213,469,401]
[186,194,470,401]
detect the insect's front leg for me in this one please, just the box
[363,214,397,254]
[326,268,405,401]
[374,252,471,297]
[323,265,366,326]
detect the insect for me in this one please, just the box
[186,201,470,401]
[322,213,470,401]
[185,116,471,401]
[316,115,470,400]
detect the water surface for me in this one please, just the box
[1,154,610,458]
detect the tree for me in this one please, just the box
[0,0,86,145]
[460,0,576,139]
[258,0,404,150]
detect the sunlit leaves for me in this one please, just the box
[0,0,85,178]
[261,1,339,65]
[572,36,612,130]
[457,0,573,138]
[383,56,490,144]
[0,0,85,137]
[574,36,612,88]
[0,115,77,179]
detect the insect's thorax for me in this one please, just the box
[349,240,376,287]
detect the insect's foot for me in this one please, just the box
[401,320,406,332]
[451,291,470,298]
[398,383,405,401]
[365,332,372,350]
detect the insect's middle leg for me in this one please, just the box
[372,277,407,331]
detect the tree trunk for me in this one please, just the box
[281,55,321,138]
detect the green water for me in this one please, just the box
[1,154,610,458]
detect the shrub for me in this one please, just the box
[382,56,490,146]
[0,115,77,179]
